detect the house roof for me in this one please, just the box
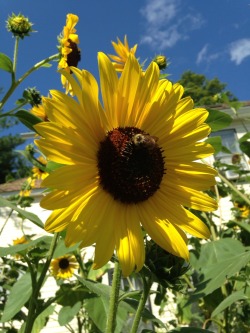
[0,178,43,194]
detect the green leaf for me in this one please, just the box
[0,196,44,229]
[0,52,13,73]
[193,238,245,269]
[1,273,32,322]
[169,328,214,333]
[32,305,55,333]
[76,275,112,298]
[85,296,129,333]
[239,132,250,143]
[58,302,82,326]
[211,289,248,318]
[206,136,222,155]
[84,296,109,332]
[53,239,80,258]
[206,109,233,131]
[239,132,250,157]
[0,235,52,256]
[191,239,250,297]
[45,161,64,173]
[41,63,52,68]
[13,110,42,131]
[56,284,91,307]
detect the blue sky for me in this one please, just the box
[1,0,250,137]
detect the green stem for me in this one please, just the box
[130,276,153,333]
[105,261,122,333]
[218,171,250,206]
[0,209,13,236]
[74,249,86,278]
[0,53,59,111]
[24,232,59,333]
[1,100,29,116]
[13,36,19,77]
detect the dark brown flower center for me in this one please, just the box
[67,39,81,67]
[59,258,70,269]
[97,127,165,204]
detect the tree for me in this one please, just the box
[178,70,238,106]
[0,133,31,183]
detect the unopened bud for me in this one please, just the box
[153,55,167,70]
[23,87,42,107]
[6,13,33,39]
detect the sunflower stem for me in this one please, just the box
[218,171,250,206]
[24,232,59,333]
[0,53,59,111]
[105,261,122,333]
[130,275,153,333]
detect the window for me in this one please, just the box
[210,129,249,180]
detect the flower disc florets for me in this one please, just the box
[65,39,81,68]
[58,257,70,269]
[97,126,165,204]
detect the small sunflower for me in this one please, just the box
[32,156,48,180]
[35,52,217,276]
[50,255,79,279]
[58,13,81,94]
[19,177,35,197]
[13,236,29,259]
[234,201,250,219]
[108,35,137,72]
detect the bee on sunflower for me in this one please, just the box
[35,38,217,277]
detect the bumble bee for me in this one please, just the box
[132,133,159,149]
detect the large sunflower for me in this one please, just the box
[35,53,217,276]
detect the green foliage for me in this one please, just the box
[0,134,31,183]
[0,53,13,73]
[178,70,237,106]
[0,196,44,229]
[206,109,233,132]
[1,273,32,322]
[1,10,250,333]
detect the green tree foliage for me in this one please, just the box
[178,70,238,106]
[0,130,31,183]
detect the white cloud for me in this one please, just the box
[229,38,250,65]
[140,0,179,26]
[196,44,221,65]
[140,0,204,50]
[141,25,182,49]
[196,44,208,64]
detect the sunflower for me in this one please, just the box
[32,156,48,180]
[234,201,250,219]
[19,177,35,197]
[13,236,29,259]
[108,35,137,72]
[35,52,217,277]
[50,255,79,279]
[58,13,81,94]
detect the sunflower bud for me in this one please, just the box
[153,55,167,70]
[23,87,42,107]
[144,240,189,289]
[6,13,33,39]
